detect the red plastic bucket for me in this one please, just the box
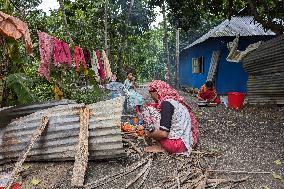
[228,92,245,109]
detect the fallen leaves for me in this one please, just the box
[272,172,282,180]
[31,178,41,186]
[274,159,282,165]
[22,164,31,171]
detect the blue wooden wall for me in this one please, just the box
[179,36,274,94]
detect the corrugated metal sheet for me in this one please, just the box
[185,16,275,49]
[0,100,76,127]
[243,35,284,105]
[0,97,126,164]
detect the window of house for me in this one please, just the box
[192,57,204,74]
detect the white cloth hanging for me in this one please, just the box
[226,35,262,63]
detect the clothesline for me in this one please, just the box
[37,31,112,82]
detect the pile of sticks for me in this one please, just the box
[84,156,153,189]
[153,166,249,189]
[153,151,249,189]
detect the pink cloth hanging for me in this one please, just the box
[38,31,54,81]
[74,46,87,72]
[96,50,106,80]
[53,38,72,67]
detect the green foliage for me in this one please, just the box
[0,0,168,107]
[149,0,284,33]
[6,73,37,104]
[62,84,103,104]
[30,82,53,102]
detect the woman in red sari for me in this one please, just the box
[197,81,221,104]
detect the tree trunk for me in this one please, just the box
[104,0,109,56]
[117,0,135,78]
[175,28,180,88]
[0,37,10,107]
[58,0,74,43]
[162,1,171,84]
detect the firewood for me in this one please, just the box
[196,170,209,189]
[136,160,152,189]
[123,157,153,189]
[84,157,149,188]
[209,169,270,174]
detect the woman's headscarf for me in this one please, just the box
[148,80,187,109]
[147,80,199,148]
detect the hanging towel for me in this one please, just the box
[53,38,72,67]
[74,46,87,72]
[96,50,106,80]
[91,50,100,81]
[0,11,33,54]
[102,50,112,79]
[38,31,54,81]
[83,49,92,68]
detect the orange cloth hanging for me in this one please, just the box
[0,11,33,54]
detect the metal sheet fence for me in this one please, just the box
[0,100,76,127]
[0,97,126,164]
[243,35,284,104]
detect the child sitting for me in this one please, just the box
[197,81,221,105]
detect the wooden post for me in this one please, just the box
[175,28,181,88]
[71,107,90,187]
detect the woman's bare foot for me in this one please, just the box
[144,145,165,153]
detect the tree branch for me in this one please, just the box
[247,0,284,34]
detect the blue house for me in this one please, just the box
[179,16,275,94]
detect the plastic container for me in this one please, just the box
[228,92,245,109]
[133,117,139,125]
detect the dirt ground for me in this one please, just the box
[0,91,283,189]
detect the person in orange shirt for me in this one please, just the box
[197,81,221,104]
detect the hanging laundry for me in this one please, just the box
[102,49,112,79]
[96,49,106,80]
[54,84,64,100]
[83,49,92,68]
[0,11,33,54]
[38,31,54,81]
[91,50,100,81]
[53,38,72,67]
[226,35,262,63]
[74,46,87,72]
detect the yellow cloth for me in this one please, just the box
[54,85,63,100]
[84,68,89,76]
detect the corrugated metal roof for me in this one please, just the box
[186,16,275,49]
[0,100,76,127]
[0,97,126,164]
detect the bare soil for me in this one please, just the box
[1,91,283,189]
